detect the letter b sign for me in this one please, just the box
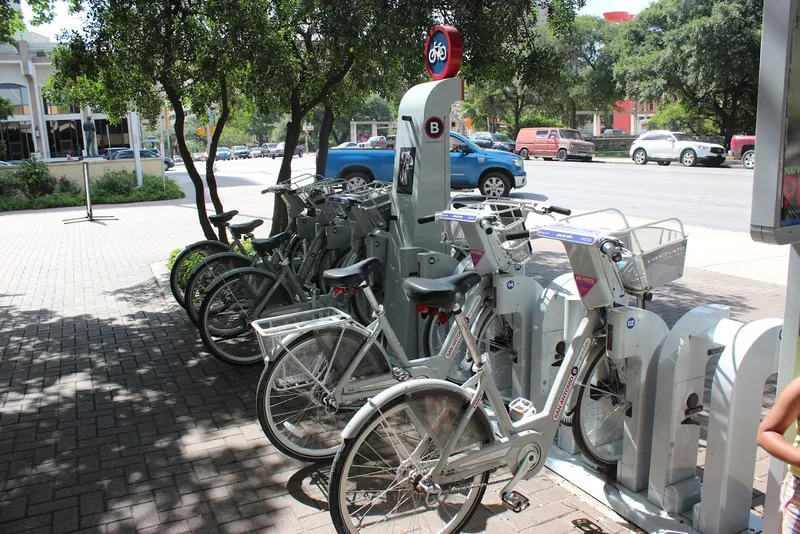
[425,117,444,139]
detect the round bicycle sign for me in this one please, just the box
[424,25,463,80]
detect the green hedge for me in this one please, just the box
[0,166,184,212]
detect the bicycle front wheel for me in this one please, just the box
[198,268,293,366]
[184,252,252,327]
[257,327,390,462]
[169,240,229,308]
[572,350,628,476]
[329,389,493,534]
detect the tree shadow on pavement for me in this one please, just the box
[0,279,305,533]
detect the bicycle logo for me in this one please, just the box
[507,280,515,290]
[428,41,447,64]
[428,257,435,265]
[626,317,636,329]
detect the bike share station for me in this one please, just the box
[371,21,786,534]
[253,21,786,533]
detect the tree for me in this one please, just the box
[46,0,282,240]
[0,96,11,158]
[259,0,582,234]
[646,100,716,136]
[0,0,24,45]
[612,0,761,145]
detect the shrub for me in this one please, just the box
[56,176,82,195]
[0,173,26,198]
[11,158,57,197]
[91,170,136,197]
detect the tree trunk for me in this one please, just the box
[270,117,303,235]
[316,104,334,178]
[569,100,578,129]
[206,76,228,213]
[165,87,216,241]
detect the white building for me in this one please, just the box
[0,5,131,161]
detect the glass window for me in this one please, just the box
[559,130,582,140]
[535,130,549,138]
[0,83,30,116]
[0,121,34,161]
[42,96,80,115]
[47,119,85,158]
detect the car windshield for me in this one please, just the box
[672,133,694,141]
[492,133,513,143]
[277,143,285,148]
[559,130,583,140]
[234,146,245,150]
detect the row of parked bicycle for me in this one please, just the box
[166,174,688,533]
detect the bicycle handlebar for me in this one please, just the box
[504,230,530,241]
[417,215,436,224]
[599,239,623,262]
[546,205,571,216]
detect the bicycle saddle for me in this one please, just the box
[323,257,381,288]
[229,219,264,236]
[251,232,291,254]
[403,272,481,309]
[208,210,239,225]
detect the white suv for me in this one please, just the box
[629,130,726,167]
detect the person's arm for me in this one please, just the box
[758,376,800,468]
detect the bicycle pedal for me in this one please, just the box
[501,491,529,513]
[392,368,411,382]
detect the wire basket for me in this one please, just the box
[441,200,533,264]
[609,218,688,294]
[251,307,353,362]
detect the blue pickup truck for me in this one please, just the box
[324,131,528,197]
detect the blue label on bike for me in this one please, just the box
[506,280,515,290]
[537,227,597,245]
[329,196,347,203]
[428,257,435,265]
[626,317,635,329]
[373,240,380,248]
[514,264,522,271]
[441,211,477,222]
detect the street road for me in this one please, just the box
[168,154,755,232]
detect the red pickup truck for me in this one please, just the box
[729,135,755,170]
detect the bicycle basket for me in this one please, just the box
[251,307,352,361]
[610,218,688,294]
[443,200,533,265]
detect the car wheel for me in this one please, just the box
[271,154,276,159]
[345,171,372,189]
[633,148,648,165]
[681,149,697,167]
[657,161,671,166]
[164,162,169,171]
[297,150,304,158]
[742,150,755,170]
[479,172,511,198]
[557,149,568,162]
[519,148,529,160]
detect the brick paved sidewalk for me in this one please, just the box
[0,189,785,533]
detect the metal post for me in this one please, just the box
[764,242,800,534]
[129,111,143,187]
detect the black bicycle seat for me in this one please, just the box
[229,219,264,237]
[323,257,381,288]
[403,272,481,309]
[208,210,239,225]
[251,233,291,254]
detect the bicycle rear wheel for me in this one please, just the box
[572,350,628,476]
[256,327,390,462]
[169,240,229,308]
[198,268,293,366]
[329,389,493,534]
[184,252,252,327]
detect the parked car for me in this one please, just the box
[192,152,204,161]
[368,136,386,148]
[262,142,278,151]
[324,131,527,197]
[515,127,595,162]
[603,128,627,136]
[112,149,174,170]
[216,147,233,160]
[385,135,396,150]
[269,142,305,158]
[630,130,726,167]
[248,147,265,158]
[333,142,359,149]
[470,132,516,153]
[730,134,756,170]
[0,160,16,166]
[231,145,250,159]
[104,148,127,160]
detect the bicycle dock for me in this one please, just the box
[542,304,781,534]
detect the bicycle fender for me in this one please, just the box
[181,239,228,253]
[341,379,478,440]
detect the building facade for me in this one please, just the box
[0,13,130,161]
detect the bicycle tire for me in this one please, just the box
[316,248,347,293]
[198,267,293,366]
[169,240,229,308]
[571,349,627,477]
[329,389,493,534]
[183,251,253,327]
[286,236,308,275]
[256,327,390,462]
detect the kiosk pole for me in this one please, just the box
[750,2,800,531]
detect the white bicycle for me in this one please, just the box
[428,41,447,63]
[327,211,688,533]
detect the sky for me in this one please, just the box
[22,0,654,41]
